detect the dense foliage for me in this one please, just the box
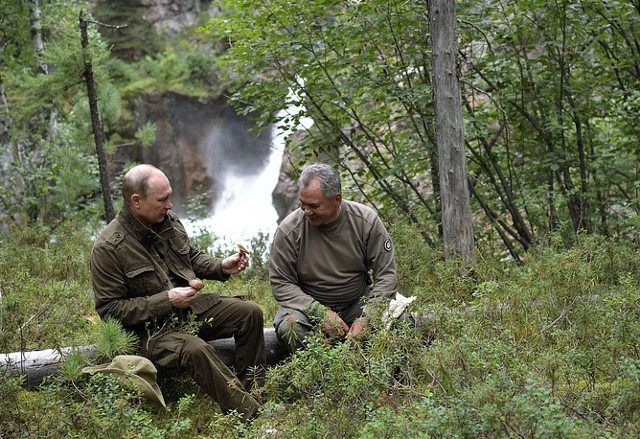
[0,1,215,230]
[3,221,640,437]
[207,0,640,260]
[2,0,638,257]
[0,0,104,227]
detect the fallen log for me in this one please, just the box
[0,345,95,388]
[0,328,289,389]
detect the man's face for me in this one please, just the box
[299,179,341,227]
[132,172,173,227]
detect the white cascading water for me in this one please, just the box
[183,105,312,248]
[182,135,282,247]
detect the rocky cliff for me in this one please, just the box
[113,93,273,216]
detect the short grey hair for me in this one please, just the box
[299,163,341,198]
[122,164,160,206]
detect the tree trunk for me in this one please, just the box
[30,0,47,75]
[30,0,58,140]
[79,11,115,223]
[0,75,13,158]
[0,75,28,229]
[428,0,475,265]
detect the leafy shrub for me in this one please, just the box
[3,219,640,437]
[0,372,194,438]
[0,221,96,352]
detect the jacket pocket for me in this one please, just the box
[190,293,221,315]
[169,235,190,256]
[125,265,159,297]
[167,236,196,282]
[139,332,187,370]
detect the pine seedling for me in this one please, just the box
[93,316,138,363]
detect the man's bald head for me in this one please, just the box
[122,164,173,227]
[122,164,163,207]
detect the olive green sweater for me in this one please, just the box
[269,200,397,320]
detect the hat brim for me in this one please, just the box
[83,365,167,408]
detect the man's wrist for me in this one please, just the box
[305,301,329,323]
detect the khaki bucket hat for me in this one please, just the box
[83,355,167,408]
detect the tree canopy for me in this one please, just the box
[205,0,640,260]
[0,0,639,260]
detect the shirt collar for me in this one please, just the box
[118,205,172,243]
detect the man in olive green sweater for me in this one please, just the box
[270,163,397,353]
[90,164,263,420]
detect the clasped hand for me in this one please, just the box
[168,286,197,309]
[323,309,367,343]
[169,252,248,309]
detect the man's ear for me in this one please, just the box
[130,193,141,207]
[335,193,342,204]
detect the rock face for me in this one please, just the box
[140,0,221,40]
[271,149,300,224]
[113,93,273,216]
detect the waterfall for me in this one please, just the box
[182,131,283,247]
[182,98,313,249]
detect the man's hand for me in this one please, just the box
[323,309,349,338]
[221,252,249,275]
[346,318,367,344]
[168,286,197,309]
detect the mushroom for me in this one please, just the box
[189,279,204,290]
[236,243,249,255]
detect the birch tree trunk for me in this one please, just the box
[30,0,47,75]
[1,329,287,388]
[428,0,475,265]
[0,74,29,230]
[30,0,58,139]
[0,75,14,160]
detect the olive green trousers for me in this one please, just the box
[140,296,265,420]
[274,296,366,354]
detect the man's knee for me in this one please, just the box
[246,301,264,325]
[180,336,211,364]
[234,299,264,327]
[275,314,297,338]
[275,313,312,353]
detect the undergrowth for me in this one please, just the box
[0,221,97,352]
[2,220,640,437]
